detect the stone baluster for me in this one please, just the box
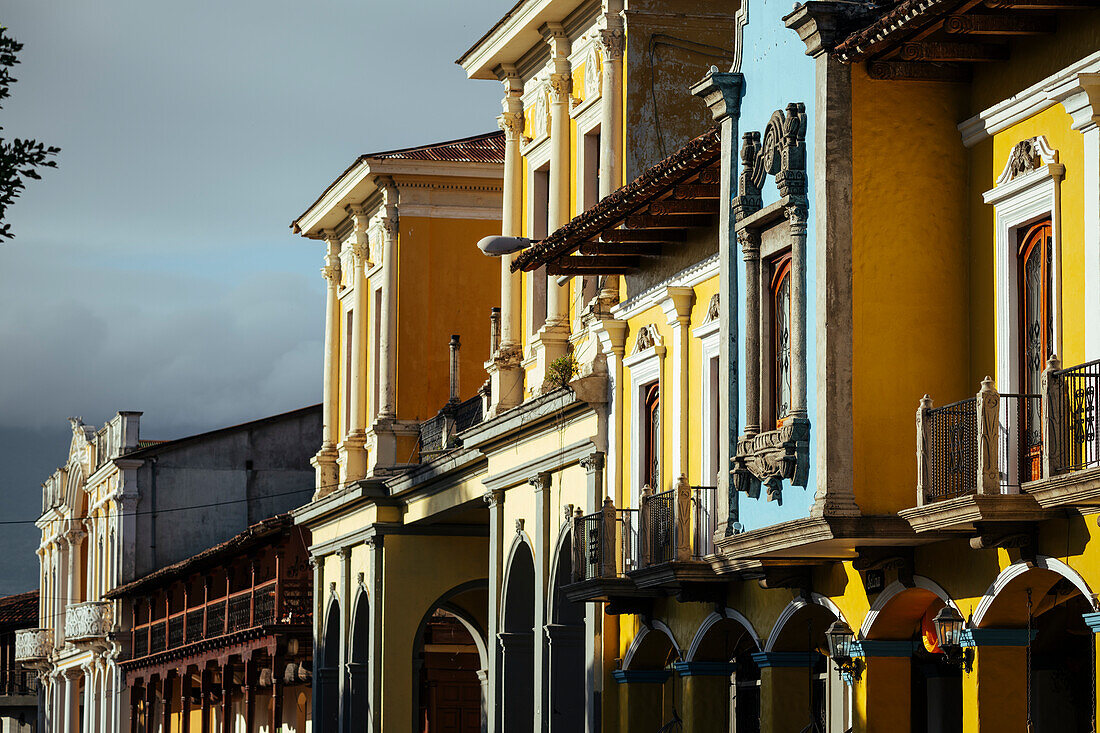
[674,474,692,561]
[977,377,1001,495]
[1041,354,1063,478]
[916,395,933,507]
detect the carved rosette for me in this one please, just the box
[733,417,811,505]
[15,628,53,665]
[64,601,112,650]
[732,102,808,222]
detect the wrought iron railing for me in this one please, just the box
[0,668,39,696]
[692,485,718,558]
[571,506,639,583]
[639,482,718,564]
[643,489,677,565]
[129,578,310,662]
[925,397,978,502]
[1051,359,1100,474]
[997,393,1042,489]
[418,395,484,455]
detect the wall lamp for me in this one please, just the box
[932,605,973,671]
[825,619,863,681]
[477,235,532,256]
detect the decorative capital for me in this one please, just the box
[548,73,573,104]
[515,518,525,534]
[483,489,505,508]
[690,71,743,123]
[784,202,809,234]
[579,452,605,474]
[737,228,761,259]
[497,110,525,141]
[597,26,624,62]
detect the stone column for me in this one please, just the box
[313,231,342,497]
[612,670,668,731]
[849,642,912,733]
[959,629,1032,732]
[488,69,525,417]
[341,207,370,482]
[740,229,761,437]
[976,377,1000,494]
[81,663,94,733]
[546,25,572,328]
[662,287,695,475]
[595,12,625,303]
[498,632,534,732]
[376,179,399,422]
[309,557,323,732]
[752,652,819,732]
[691,70,744,536]
[530,472,552,733]
[366,538,385,733]
[580,453,605,733]
[544,623,585,733]
[483,490,505,733]
[787,201,809,419]
[336,546,352,733]
[673,662,735,733]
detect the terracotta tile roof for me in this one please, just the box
[136,439,167,449]
[0,591,38,628]
[105,515,295,599]
[366,130,505,165]
[834,0,953,61]
[512,126,722,272]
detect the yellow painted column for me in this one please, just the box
[850,642,912,733]
[960,629,1032,733]
[674,662,734,733]
[753,652,819,732]
[613,670,668,731]
[1082,613,1100,732]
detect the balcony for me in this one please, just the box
[65,601,113,651]
[900,377,1052,533]
[14,628,53,668]
[626,477,724,596]
[0,668,39,698]
[129,578,310,663]
[562,502,655,612]
[1024,357,1100,508]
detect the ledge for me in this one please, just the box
[626,560,723,592]
[561,577,655,605]
[461,386,593,451]
[898,493,1054,533]
[712,514,924,563]
[1022,466,1100,509]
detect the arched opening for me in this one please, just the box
[689,614,761,732]
[623,624,681,727]
[412,581,489,733]
[500,541,536,733]
[318,598,341,732]
[767,600,848,733]
[863,583,962,732]
[978,564,1094,731]
[347,590,369,732]
[546,529,585,732]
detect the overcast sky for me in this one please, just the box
[0,0,506,595]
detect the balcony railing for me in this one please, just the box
[419,395,484,456]
[571,503,639,583]
[130,578,309,662]
[917,379,1041,504]
[638,477,718,566]
[13,628,53,666]
[0,668,39,697]
[1047,358,1100,474]
[65,601,113,650]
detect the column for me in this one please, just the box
[786,201,809,419]
[313,231,342,497]
[81,664,94,733]
[180,669,192,733]
[220,662,233,733]
[243,660,255,733]
[164,672,176,733]
[63,669,80,733]
[199,668,211,733]
[674,662,735,733]
[337,547,351,733]
[595,10,625,304]
[366,538,385,733]
[310,557,323,731]
[371,179,400,470]
[498,632,534,732]
[1084,612,1100,728]
[849,642,912,733]
[483,490,505,733]
[753,652,819,732]
[544,624,584,733]
[488,68,525,417]
[691,70,743,536]
[612,670,668,731]
[270,656,283,733]
[740,229,761,437]
[580,453,605,733]
[530,472,552,732]
[661,287,695,475]
[341,208,369,482]
[960,629,1032,732]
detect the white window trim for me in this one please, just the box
[624,335,665,510]
[982,135,1064,392]
[693,317,721,487]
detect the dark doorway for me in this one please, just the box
[417,610,482,733]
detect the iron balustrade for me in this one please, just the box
[1052,359,1100,474]
[640,484,718,564]
[571,507,639,583]
[926,397,978,502]
[997,393,1042,489]
[0,668,38,697]
[643,489,677,565]
[419,395,484,455]
[691,485,718,558]
[129,578,310,662]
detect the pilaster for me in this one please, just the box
[314,230,342,498]
[341,207,371,483]
[530,471,552,733]
[674,661,735,733]
[484,490,506,733]
[661,287,695,476]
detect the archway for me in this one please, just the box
[347,589,369,732]
[318,598,341,733]
[546,528,585,732]
[411,581,489,733]
[975,560,1094,731]
[621,624,682,729]
[862,579,962,732]
[500,540,535,733]
[687,611,762,732]
[766,597,848,733]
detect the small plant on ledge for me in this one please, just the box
[546,354,579,391]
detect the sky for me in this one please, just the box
[0,0,507,595]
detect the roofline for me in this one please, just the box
[120,404,322,460]
[457,0,568,79]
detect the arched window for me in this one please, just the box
[771,252,792,429]
[1019,218,1052,479]
[643,383,660,490]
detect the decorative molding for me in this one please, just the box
[611,254,719,322]
[996,135,1059,186]
[704,293,720,324]
[630,325,663,355]
[64,601,112,651]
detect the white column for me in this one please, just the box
[662,288,695,476]
[62,671,78,733]
[595,12,625,305]
[530,472,552,733]
[376,179,399,422]
[483,490,505,733]
[546,28,572,328]
[342,207,370,480]
[313,231,342,496]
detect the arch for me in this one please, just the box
[686,608,762,661]
[65,462,85,512]
[349,587,369,664]
[501,536,536,632]
[499,538,536,732]
[973,555,1094,628]
[764,593,845,652]
[859,576,961,639]
[546,523,585,731]
[318,596,341,733]
[547,523,583,625]
[622,621,682,670]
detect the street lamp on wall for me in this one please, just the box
[932,605,972,670]
[825,619,862,681]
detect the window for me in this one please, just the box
[527,164,550,339]
[643,382,661,490]
[770,251,793,430]
[1019,218,1052,479]
[345,309,354,435]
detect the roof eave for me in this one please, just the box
[457,0,571,80]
